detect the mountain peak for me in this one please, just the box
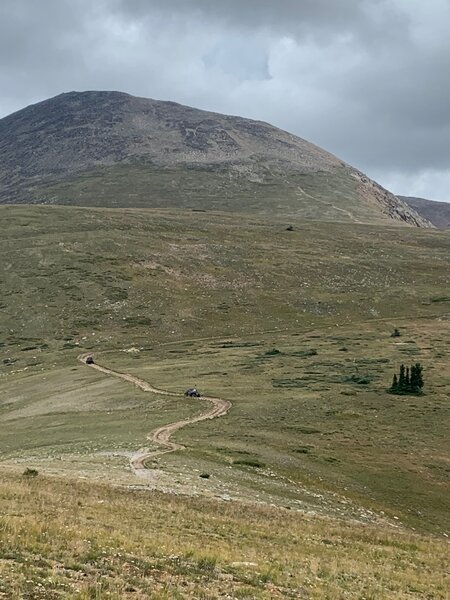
[0,91,432,227]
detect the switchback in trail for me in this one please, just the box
[78,355,231,472]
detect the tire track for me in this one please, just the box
[78,354,231,471]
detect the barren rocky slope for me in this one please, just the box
[400,195,450,228]
[0,91,431,226]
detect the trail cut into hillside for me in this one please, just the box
[78,354,231,471]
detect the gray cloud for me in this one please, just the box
[114,0,368,34]
[1,0,449,201]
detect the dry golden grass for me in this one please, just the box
[0,471,448,599]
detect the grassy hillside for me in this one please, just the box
[38,163,362,218]
[1,206,449,526]
[0,204,447,352]
[0,205,449,596]
[11,156,433,226]
[37,162,413,226]
[0,472,448,599]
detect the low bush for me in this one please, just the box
[22,468,39,478]
[344,374,372,385]
[233,459,265,468]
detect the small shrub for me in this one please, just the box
[199,473,210,479]
[344,374,372,385]
[264,348,282,356]
[219,341,262,348]
[298,426,321,434]
[3,358,17,365]
[293,446,312,454]
[291,348,318,357]
[22,468,38,478]
[196,556,217,573]
[123,316,152,327]
[233,459,265,468]
[391,328,401,337]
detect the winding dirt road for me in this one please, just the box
[78,354,231,472]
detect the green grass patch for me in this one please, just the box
[233,459,266,469]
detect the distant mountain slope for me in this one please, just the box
[0,90,431,226]
[400,196,450,229]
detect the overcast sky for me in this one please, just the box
[1,0,449,201]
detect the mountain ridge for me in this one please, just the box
[0,90,432,227]
[400,195,450,229]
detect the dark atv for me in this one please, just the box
[185,387,201,397]
[85,356,94,365]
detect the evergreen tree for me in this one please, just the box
[414,363,424,390]
[389,363,424,395]
[410,364,417,389]
[399,364,406,389]
[391,373,398,390]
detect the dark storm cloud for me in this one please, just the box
[0,0,449,200]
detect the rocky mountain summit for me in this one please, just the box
[0,91,432,226]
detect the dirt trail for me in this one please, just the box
[296,185,362,223]
[78,354,231,472]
